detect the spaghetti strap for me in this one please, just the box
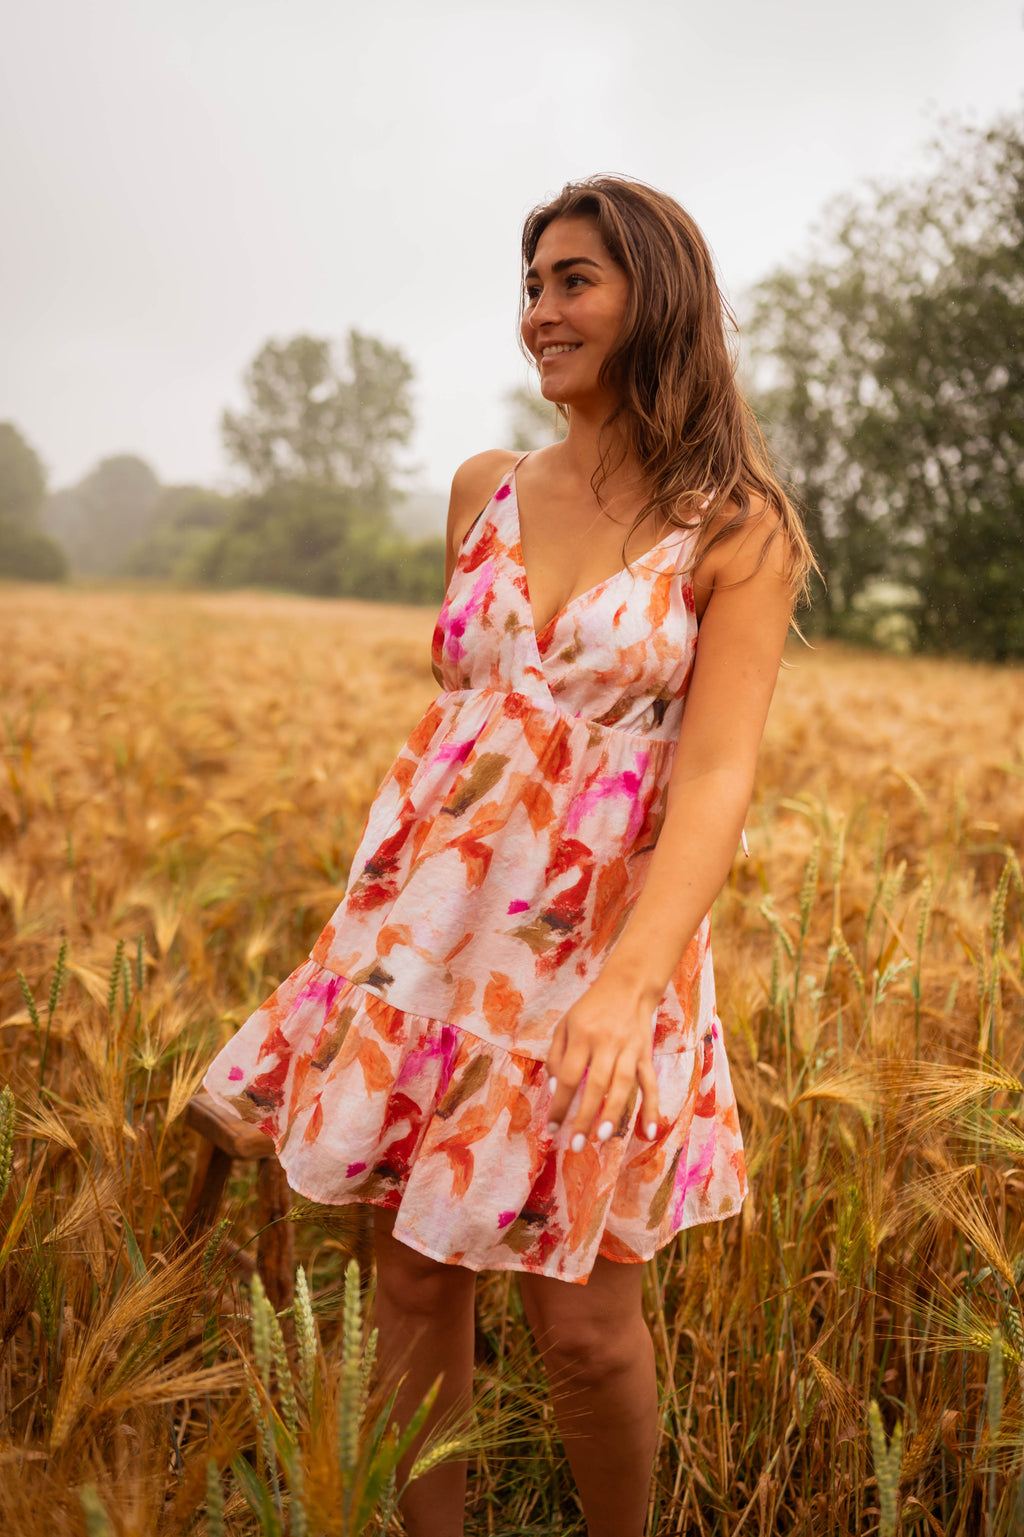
[460,452,531,548]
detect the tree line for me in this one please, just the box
[1,332,447,607]
[1,107,1021,657]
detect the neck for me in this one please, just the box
[550,398,645,504]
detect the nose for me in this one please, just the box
[527,283,562,330]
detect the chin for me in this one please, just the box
[538,376,570,406]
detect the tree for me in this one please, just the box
[209,329,430,604]
[0,422,46,525]
[221,331,414,506]
[745,110,1024,658]
[42,454,161,575]
[0,423,67,581]
[194,481,361,597]
[505,384,567,452]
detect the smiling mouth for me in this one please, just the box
[540,344,581,360]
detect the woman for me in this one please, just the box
[204,175,813,1535]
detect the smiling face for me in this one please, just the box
[520,216,631,412]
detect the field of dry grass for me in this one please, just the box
[1,583,1022,1534]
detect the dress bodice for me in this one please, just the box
[433,464,698,738]
[310,462,716,1058]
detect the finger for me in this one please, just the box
[593,1069,641,1149]
[544,1019,567,1087]
[567,1052,618,1150]
[574,1055,636,1148]
[635,1054,660,1140]
[546,1041,590,1130]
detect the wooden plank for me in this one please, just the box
[185,1091,277,1160]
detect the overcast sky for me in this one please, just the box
[2,0,1022,498]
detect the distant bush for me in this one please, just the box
[119,486,238,582]
[0,520,68,581]
[336,528,446,605]
[191,482,446,606]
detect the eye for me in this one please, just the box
[524,283,541,304]
[564,272,589,290]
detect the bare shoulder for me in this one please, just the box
[446,448,520,556]
[694,492,789,590]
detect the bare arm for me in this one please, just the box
[546,507,795,1145]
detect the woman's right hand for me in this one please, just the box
[544,968,661,1151]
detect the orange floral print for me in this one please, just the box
[204,460,747,1283]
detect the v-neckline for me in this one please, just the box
[509,459,684,641]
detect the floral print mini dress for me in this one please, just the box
[203,458,747,1284]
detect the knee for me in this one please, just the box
[529,1308,648,1392]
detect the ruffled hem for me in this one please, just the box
[202,958,747,1285]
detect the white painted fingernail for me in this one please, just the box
[646,1122,658,1140]
[597,1120,614,1142]
[547,1076,557,1094]
[570,1132,586,1153]
[546,1121,559,1136]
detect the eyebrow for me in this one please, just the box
[524,255,603,282]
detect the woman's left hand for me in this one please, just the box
[545,970,661,1151]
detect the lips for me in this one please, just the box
[539,343,581,360]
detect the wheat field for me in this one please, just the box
[1,583,1022,1535]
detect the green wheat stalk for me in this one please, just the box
[868,1399,902,1537]
[0,1085,15,1202]
[205,1458,225,1537]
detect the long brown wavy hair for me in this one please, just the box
[520,175,816,598]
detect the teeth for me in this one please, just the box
[542,344,580,356]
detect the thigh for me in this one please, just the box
[518,1255,646,1344]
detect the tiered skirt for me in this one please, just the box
[203,956,747,1285]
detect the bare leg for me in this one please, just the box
[371,1208,476,1537]
[518,1257,658,1537]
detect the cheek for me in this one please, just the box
[520,313,538,356]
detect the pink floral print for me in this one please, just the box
[204,461,747,1283]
